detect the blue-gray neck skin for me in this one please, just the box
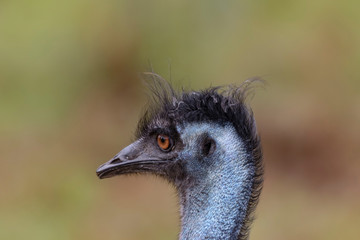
[176,123,255,240]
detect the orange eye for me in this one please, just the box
[157,134,171,151]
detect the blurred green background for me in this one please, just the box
[1,0,360,239]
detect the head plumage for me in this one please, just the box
[136,72,263,148]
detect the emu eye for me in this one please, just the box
[157,134,172,151]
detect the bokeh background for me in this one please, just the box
[1,0,359,239]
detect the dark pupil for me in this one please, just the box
[160,137,165,143]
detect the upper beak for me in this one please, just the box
[96,140,170,179]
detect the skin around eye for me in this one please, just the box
[157,134,171,151]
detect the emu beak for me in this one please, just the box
[96,140,169,179]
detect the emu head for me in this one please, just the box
[96,74,263,240]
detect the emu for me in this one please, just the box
[96,75,263,240]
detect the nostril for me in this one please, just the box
[110,157,122,164]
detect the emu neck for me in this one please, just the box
[179,169,253,240]
[176,123,255,240]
